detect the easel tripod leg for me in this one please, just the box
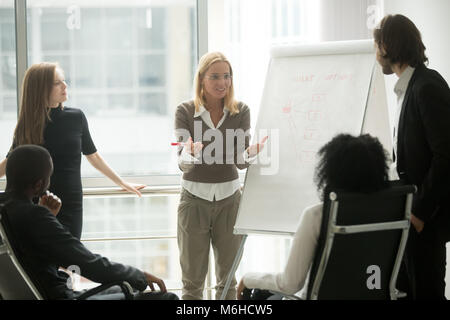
[219,235,247,300]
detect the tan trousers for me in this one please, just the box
[177,188,243,300]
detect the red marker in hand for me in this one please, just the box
[172,138,203,155]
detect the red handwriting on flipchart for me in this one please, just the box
[312,94,323,102]
[282,106,292,114]
[293,74,315,82]
[308,110,323,121]
[303,127,321,141]
[282,100,293,114]
[324,73,354,81]
[292,73,354,84]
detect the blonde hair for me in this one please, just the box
[13,62,63,146]
[193,52,239,115]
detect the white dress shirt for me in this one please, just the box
[179,105,252,202]
[242,203,323,299]
[390,66,415,180]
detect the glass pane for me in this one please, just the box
[139,92,166,115]
[41,10,71,51]
[105,8,133,51]
[137,8,166,50]
[27,0,198,178]
[73,8,102,51]
[81,194,290,297]
[138,54,165,87]
[0,1,16,164]
[72,54,102,89]
[81,194,181,292]
[82,195,179,239]
[106,54,133,88]
[81,238,182,295]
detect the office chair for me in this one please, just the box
[0,203,134,300]
[243,182,416,300]
[305,183,416,300]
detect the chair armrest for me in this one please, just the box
[269,290,302,300]
[76,281,134,300]
[242,288,303,300]
[393,288,407,299]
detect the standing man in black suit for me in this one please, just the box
[374,14,450,299]
[0,145,178,300]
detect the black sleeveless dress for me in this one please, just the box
[43,106,97,239]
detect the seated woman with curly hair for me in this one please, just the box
[237,133,390,300]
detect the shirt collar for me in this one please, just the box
[394,66,415,97]
[194,105,207,118]
[194,105,229,118]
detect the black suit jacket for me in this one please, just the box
[0,193,148,299]
[397,65,450,240]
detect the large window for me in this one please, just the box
[27,0,197,177]
[0,0,16,157]
[24,0,198,296]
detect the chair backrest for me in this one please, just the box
[0,204,43,300]
[306,183,416,300]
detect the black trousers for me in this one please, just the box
[397,222,447,300]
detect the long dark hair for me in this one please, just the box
[314,134,389,200]
[13,62,63,146]
[373,14,428,68]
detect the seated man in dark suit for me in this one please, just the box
[0,145,178,300]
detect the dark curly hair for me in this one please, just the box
[314,134,389,200]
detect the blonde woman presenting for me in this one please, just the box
[174,52,267,300]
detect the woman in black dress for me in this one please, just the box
[0,62,144,239]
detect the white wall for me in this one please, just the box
[383,0,450,299]
[384,0,450,82]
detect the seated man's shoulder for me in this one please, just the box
[2,195,51,225]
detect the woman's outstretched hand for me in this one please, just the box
[184,137,204,156]
[120,182,146,197]
[246,136,269,158]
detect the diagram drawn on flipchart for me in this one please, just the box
[276,71,358,167]
[235,42,381,235]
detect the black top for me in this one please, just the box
[8,107,97,196]
[44,107,97,196]
[0,193,148,299]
